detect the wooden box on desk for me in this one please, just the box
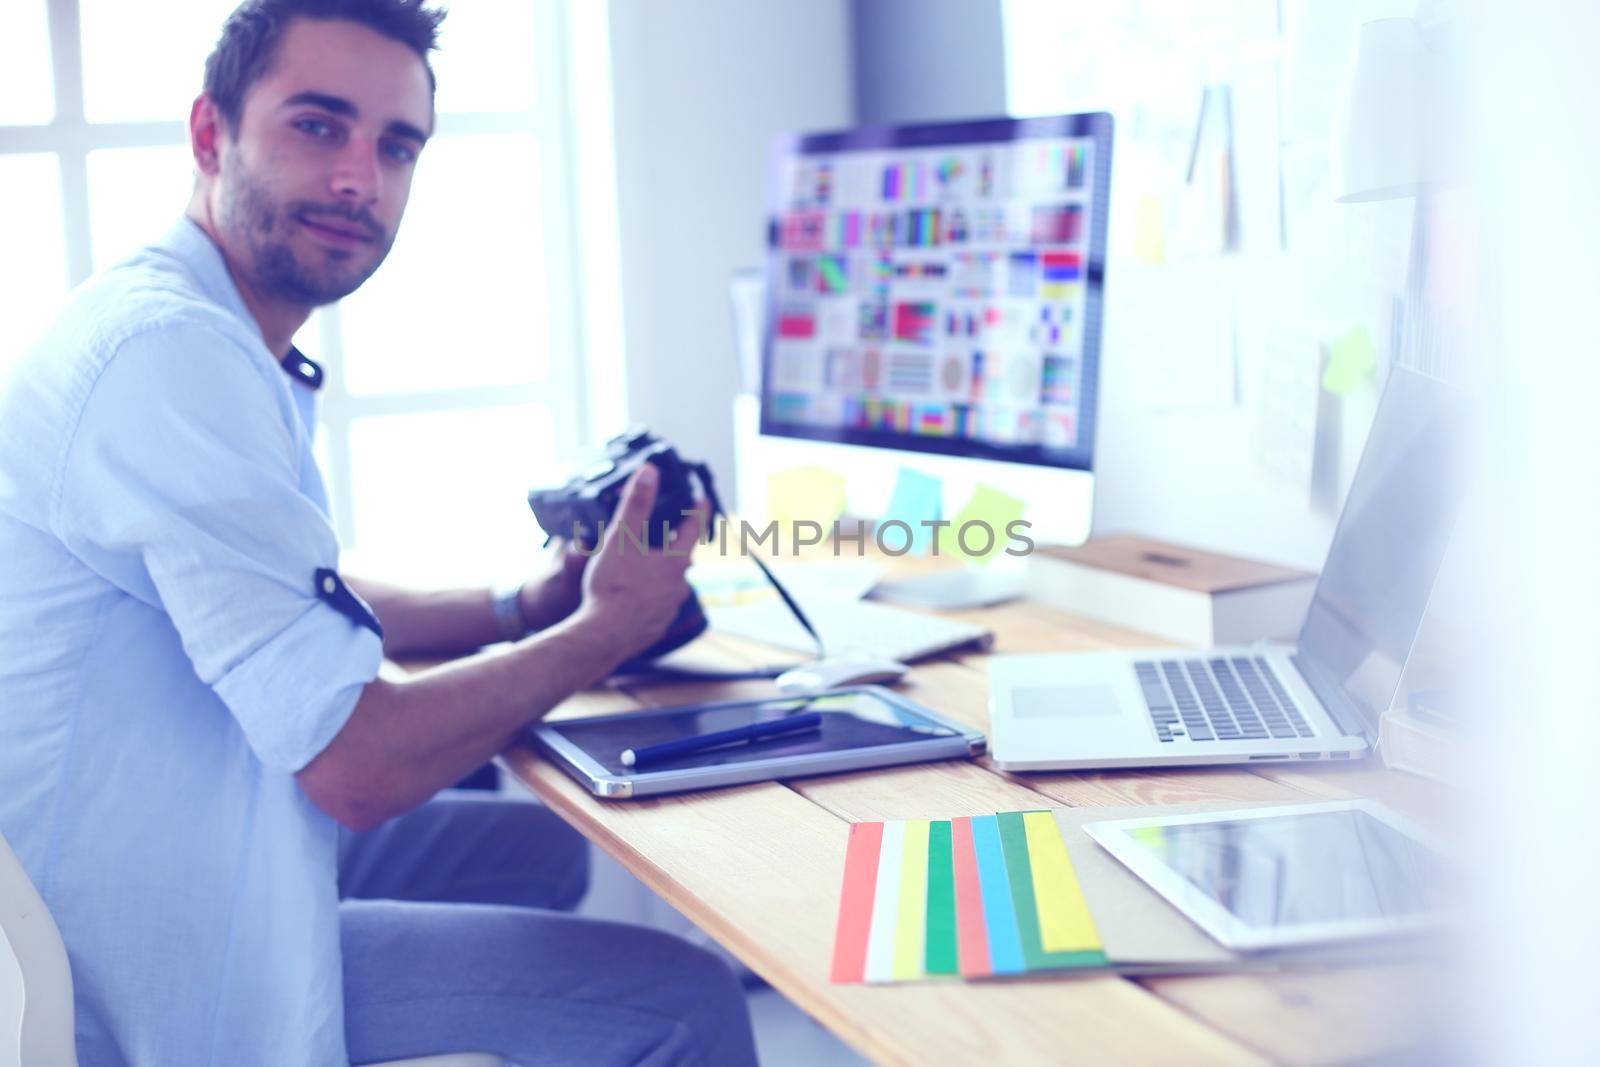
[1026,533,1316,645]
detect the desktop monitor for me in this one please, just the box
[758,112,1114,583]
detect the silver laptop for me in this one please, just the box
[990,367,1461,770]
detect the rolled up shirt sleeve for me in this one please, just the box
[54,321,382,772]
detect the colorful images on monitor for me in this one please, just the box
[767,130,1095,458]
[893,302,938,346]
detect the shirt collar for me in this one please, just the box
[154,218,324,393]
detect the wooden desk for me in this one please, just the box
[499,576,1450,1066]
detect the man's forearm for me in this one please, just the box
[347,577,506,658]
[295,605,629,830]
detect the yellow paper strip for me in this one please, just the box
[1022,811,1103,954]
[893,820,930,980]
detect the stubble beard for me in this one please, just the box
[218,152,396,308]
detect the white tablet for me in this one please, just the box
[1083,801,1450,952]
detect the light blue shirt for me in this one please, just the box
[0,220,383,1066]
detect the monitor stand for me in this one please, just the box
[868,563,1026,610]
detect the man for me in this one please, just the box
[0,2,756,1064]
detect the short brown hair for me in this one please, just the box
[202,0,446,131]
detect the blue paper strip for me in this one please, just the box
[970,814,1026,974]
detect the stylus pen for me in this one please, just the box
[620,712,824,769]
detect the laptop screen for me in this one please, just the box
[1295,368,1463,737]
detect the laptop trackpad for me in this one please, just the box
[1013,685,1123,720]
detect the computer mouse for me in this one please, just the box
[773,655,910,695]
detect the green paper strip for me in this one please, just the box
[925,820,958,975]
[996,812,1109,971]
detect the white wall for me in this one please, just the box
[606,0,854,487]
[1001,0,1421,572]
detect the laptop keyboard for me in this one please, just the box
[1134,656,1314,743]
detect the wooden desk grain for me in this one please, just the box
[497,578,1448,1067]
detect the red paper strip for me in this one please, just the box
[829,821,885,983]
[950,816,993,977]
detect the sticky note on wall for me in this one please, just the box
[1132,194,1166,265]
[937,483,1025,562]
[882,466,942,555]
[1322,325,1377,397]
[767,465,846,527]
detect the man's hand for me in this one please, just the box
[299,465,709,832]
[578,463,706,659]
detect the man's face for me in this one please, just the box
[210,18,433,307]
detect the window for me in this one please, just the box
[0,154,68,371]
[0,0,618,588]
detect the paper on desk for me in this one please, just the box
[832,801,1435,985]
[997,812,1107,971]
[688,560,882,609]
[893,820,931,981]
[830,811,1108,984]
[1051,804,1245,967]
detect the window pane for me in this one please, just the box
[339,134,550,395]
[431,1,539,114]
[0,155,68,374]
[342,405,564,586]
[0,0,54,124]
[80,0,238,123]
[86,146,196,271]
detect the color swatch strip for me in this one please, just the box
[830,810,1107,984]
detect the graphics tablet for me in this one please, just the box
[1083,801,1450,951]
[530,686,984,799]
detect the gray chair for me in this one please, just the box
[0,831,503,1067]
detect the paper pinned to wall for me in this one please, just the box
[1245,314,1321,498]
[1131,195,1166,265]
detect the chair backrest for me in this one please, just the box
[0,832,76,1067]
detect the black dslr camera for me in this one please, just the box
[527,428,715,667]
